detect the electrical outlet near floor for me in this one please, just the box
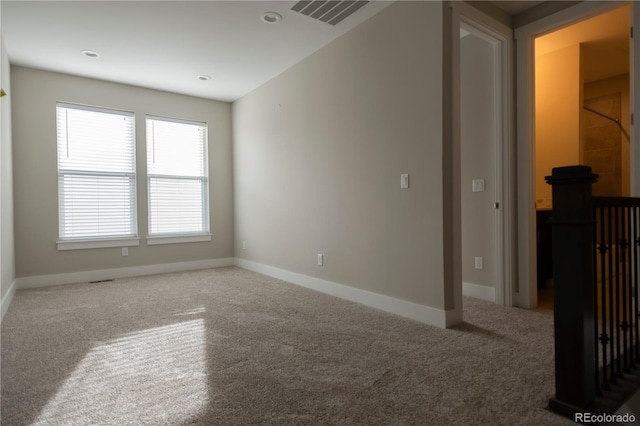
[317,254,323,266]
[122,247,128,257]
[474,257,483,270]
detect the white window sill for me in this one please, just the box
[147,234,212,245]
[57,237,140,251]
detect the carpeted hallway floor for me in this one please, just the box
[1,266,574,425]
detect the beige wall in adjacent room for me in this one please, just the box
[1,33,15,301]
[535,44,582,206]
[233,2,447,309]
[584,73,630,196]
[10,67,233,277]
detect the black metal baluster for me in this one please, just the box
[594,208,601,394]
[599,206,609,390]
[631,207,640,362]
[628,207,635,368]
[609,206,617,384]
[621,207,629,371]
[615,207,623,377]
[631,207,636,365]
[626,207,634,368]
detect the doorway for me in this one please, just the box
[534,5,631,310]
[515,1,638,309]
[451,2,515,311]
[459,22,500,304]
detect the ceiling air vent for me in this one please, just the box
[291,1,370,26]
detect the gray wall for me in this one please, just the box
[1,33,15,300]
[460,32,497,291]
[233,2,448,309]
[11,67,233,277]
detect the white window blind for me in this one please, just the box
[146,116,209,236]
[56,103,137,240]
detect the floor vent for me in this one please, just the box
[291,1,370,26]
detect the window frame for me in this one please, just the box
[56,102,139,251]
[145,115,211,245]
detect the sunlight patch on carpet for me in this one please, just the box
[33,318,208,425]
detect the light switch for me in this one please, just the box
[401,174,409,189]
[472,179,485,192]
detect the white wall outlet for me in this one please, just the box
[242,240,246,250]
[401,173,410,189]
[475,257,483,270]
[472,179,485,192]
[317,254,323,266]
[122,247,128,257]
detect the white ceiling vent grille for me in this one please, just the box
[291,1,370,26]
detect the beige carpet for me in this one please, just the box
[1,266,573,425]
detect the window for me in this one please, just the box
[146,116,210,244]
[56,103,138,250]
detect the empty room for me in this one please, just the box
[1,1,639,424]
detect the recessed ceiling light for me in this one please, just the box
[197,75,212,81]
[81,50,100,58]
[261,12,282,24]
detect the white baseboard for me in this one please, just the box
[16,258,235,290]
[10,256,464,330]
[463,282,496,303]
[235,258,452,329]
[1,279,17,323]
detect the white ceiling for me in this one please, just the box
[1,0,394,102]
[4,1,618,102]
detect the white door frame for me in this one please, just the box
[451,2,515,307]
[514,1,638,308]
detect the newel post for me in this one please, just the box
[545,165,598,417]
